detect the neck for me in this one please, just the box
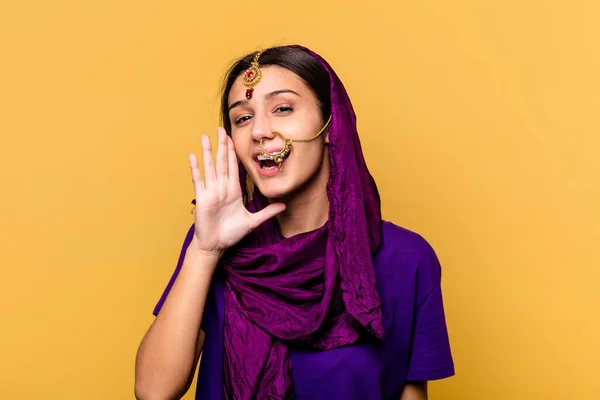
[273,149,330,238]
[276,189,329,238]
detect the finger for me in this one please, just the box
[201,134,216,186]
[215,127,228,180]
[248,202,286,230]
[189,153,205,192]
[227,135,240,184]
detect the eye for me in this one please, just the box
[233,115,252,125]
[274,106,293,114]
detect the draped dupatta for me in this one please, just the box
[222,45,384,400]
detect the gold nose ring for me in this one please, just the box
[258,131,292,172]
[258,115,332,172]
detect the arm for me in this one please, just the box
[134,246,219,400]
[134,129,285,400]
[403,239,454,398]
[400,381,428,400]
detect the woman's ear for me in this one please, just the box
[325,131,330,144]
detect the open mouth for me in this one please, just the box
[256,153,289,170]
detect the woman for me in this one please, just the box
[135,45,454,400]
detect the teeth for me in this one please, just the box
[257,154,289,162]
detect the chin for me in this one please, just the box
[242,155,328,202]
[252,179,297,201]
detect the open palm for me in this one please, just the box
[188,127,285,255]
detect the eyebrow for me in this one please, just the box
[228,89,301,112]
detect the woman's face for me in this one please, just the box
[228,66,329,201]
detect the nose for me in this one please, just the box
[250,112,275,143]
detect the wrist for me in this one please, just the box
[188,238,225,261]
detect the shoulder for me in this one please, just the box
[379,220,439,263]
[374,221,443,292]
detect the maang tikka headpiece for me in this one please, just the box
[243,49,332,173]
[242,50,263,100]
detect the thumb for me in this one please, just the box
[248,202,286,230]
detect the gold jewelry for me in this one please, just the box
[259,114,332,172]
[242,50,263,100]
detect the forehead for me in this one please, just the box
[228,66,309,104]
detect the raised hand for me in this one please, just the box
[188,127,285,257]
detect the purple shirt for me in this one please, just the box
[153,221,454,399]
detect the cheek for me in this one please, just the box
[231,132,247,153]
[289,115,321,139]
[290,143,326,175]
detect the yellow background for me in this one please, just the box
[1,1,598,399]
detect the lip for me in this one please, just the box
[252,146,288,159]
[253,147,290,177]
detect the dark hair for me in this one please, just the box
[220,46,331,134]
